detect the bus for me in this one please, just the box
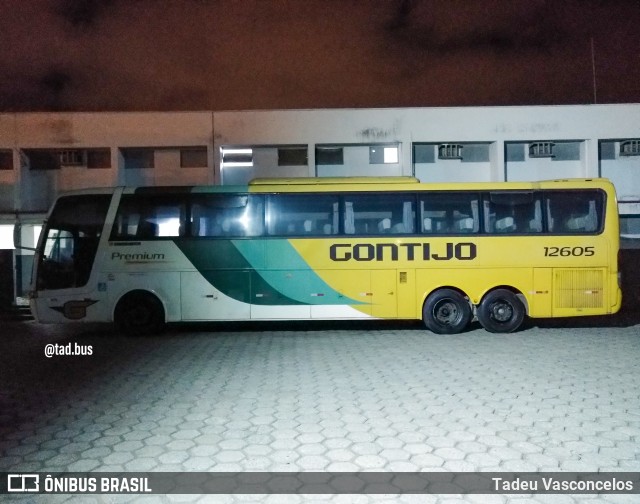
[29,177,622,335]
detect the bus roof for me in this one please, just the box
[246,177,617,194]
[249,177,420,185]
[52,177,617,198]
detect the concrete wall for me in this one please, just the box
[0,105,639,214]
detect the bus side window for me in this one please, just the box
[484,191,541,234]
[420,192,479,235]
[111,196,185,239]
[345,194,415,236]
[111,200,140,239]
[191,202,222,236]
[137,220,159,238]
[545,191,602,234]
[268,194,338,236]
[189,195,263,238]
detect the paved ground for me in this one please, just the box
[0,309,639,504]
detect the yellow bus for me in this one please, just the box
[30,177,622,334]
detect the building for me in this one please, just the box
[1,104,639,306]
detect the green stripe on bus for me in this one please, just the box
[233,239,359,305]
[175,239,359,306]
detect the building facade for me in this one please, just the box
[1,104,639,305]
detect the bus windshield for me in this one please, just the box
[36,195,111,290]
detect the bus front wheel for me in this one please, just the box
[115,291,165,336]
[477,289,525,333]
[422,289,472,334]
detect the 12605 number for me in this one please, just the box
[544,246,595,257]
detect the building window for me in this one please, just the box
[180,147,208,168]
[599,141,616,161]
[25,149,60,170]
[221,148,253,167]
[315,147,343,165]
[552,142,580,161]
[58,149,84,166]
[438,144,463,160]
[0,150,12,170]
[506,143,525,162]
[122,148,155,169]
[413,144,435,164]
[278,147,308,166]
[86,148,111,169]
[369,145,399,164]
[529,142,555,158]
[620,140,640,156]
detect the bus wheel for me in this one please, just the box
[115,291,165,336]
[477,289,525,333]
[422,289,472,334]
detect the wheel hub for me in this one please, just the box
[491,302,513,322]
[435,300,459,325]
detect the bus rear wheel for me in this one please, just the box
[422,289,472,334]
[477,289,525,333]
[115,291,165,336]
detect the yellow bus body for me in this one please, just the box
[251,177,622,322]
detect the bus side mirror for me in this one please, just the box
[13,222,37,252]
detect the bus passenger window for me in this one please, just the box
[267,194,339,236]
[345,194,415,236]
[419,192,479,235]
[545,191,602,234]
[137,220,160,238]
[190,195,263,238]
[111,195,185,239]
[484,191,541,234]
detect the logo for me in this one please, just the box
[50,299,98,320]
[7,474,39,492]
[329,242,477,262]
[111,251,166,263]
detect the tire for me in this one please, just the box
[114,291,165,336]
[422,288,472,334]
[477,289,525,333]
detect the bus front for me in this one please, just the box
[30,192,114,323]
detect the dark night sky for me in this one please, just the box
[2,0,640,111]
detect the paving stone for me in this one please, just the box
[465,452,502,469]
[353,454,388,469]
[296,455,330,470]
[1,321,639,503]
[433,447,466,460]
[324,437,352,450]
[124,457,159,471]
[271,438,300,450]
[409,453,445,468]
[296,432,325,444]
[65,458,102,471]
[102,451,134,465]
